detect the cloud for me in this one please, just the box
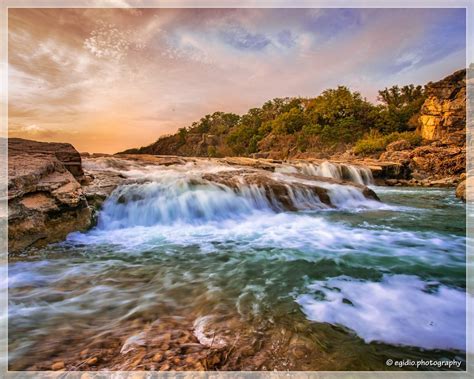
[277,30,296,48]
[9,123,62,139]
[8,8,466,153]
[219,24,271,51]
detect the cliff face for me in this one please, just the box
[418,69,466,140]
[380,69,466,185]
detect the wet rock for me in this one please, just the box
[202,169,379,210]
[381,143,465,183]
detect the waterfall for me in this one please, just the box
[97,168,380,230]
[299,161,373,185]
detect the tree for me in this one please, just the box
[377,84,426,132]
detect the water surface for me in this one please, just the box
[8,165,467,371]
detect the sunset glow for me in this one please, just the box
[8,8,465,153]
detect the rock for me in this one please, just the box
[418,69,466,140]
[456,180,466,201]
[202,169,379,210]
[251,152,270,159]
[379,70,466,185]
[85,357,98,366]
[8,139,92,254]
[386,139,411,152]
[381,144,465,183]
[81,170,126,211]
[9,137,84,178]
[51,361,65,370]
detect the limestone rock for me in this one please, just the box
[9,137,84,178]
[8,139,91,254]
[418,69,466,140]
[456,180,466,202]
[202,170,379,210]
[386,139,411,152]
[380,143,465,181]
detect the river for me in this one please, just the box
[8,160,467,371]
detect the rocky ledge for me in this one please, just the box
[8,139,91,253]
[8,141,382,254]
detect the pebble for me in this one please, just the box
[85,357,98,366]
[152,353,163,362]
[51,361,65,370]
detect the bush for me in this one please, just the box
[354,131,422,155]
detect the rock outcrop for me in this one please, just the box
[9,138,84,178]
[380,137,465,181]
[418,69,466,140]
[8,139,92,253]
[380,70,466,185]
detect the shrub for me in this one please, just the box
[354,131,422,155]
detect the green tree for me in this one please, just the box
[377,84,426,132]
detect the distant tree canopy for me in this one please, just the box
[133,82,427,157]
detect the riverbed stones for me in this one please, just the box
[51,361,65,370]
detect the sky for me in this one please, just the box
[8,8,466,153]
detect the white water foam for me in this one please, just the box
[68,211,465,272]
[296,275,467,350]
[95,163,383,230]
[299,161,374,185]
[193,315,227,348]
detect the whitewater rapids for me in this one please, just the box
[8,157,468,370]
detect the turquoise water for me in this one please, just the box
[8,181,467,370]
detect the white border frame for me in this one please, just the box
[0,1,472,378]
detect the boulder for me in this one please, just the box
[8,139,91,254]
[456,180,466,202]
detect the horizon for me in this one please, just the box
[8,8,466,153]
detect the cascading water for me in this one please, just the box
[97,166,381,230]
[8,157,467,371]
[299,161,374,185]
[98,180,268,229]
